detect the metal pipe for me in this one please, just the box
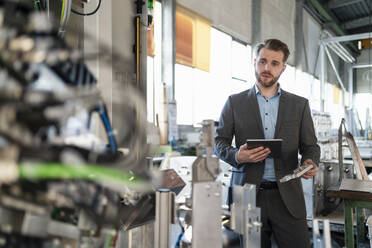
[327,42,352,63]
[324,44,347,92]
[349,65,353,108]
[323,30,355,63]
[320,42,325,112]
[322,32,372,43]
[333,41,355,62]
[352,63,372,69]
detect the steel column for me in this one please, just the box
[320,42,325,112]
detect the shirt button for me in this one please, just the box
[266,100,268,102]
[265,128,268,130]
[265,113,268,115]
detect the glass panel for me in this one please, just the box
[231,40,249,82]
[175,64,194,125]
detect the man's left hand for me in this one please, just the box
[301,159,318,179]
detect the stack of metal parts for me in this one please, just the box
[0,1,154,247]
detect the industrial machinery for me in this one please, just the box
[0,1,156,247]
[154,120,261,248]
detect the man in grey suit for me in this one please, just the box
[214,39,320,248]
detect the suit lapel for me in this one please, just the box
[247,87,265,138]
[274,89,288,138]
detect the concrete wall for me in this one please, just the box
[260,0,296,65]
[176,0,252,43]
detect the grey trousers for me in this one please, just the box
[256,188,310,248]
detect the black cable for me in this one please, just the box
[71,0,102,16]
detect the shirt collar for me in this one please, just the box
[254,83,281,96]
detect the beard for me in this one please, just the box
[255,71,280,88]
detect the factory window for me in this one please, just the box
[175,64,194,125]
[175,28,254,125]
[310,78,321,111]
[231,40,251,83]
[280,64,295,92]
[355,93,372,131]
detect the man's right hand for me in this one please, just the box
[236,144,271,163]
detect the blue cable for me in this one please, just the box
[175,230,184,247]
[98,104,116,154]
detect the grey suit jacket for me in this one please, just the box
[214,86,320,219]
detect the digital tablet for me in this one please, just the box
[246,139,283,158]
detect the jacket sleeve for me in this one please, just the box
[214,96,241,168]
[299,100,320,165]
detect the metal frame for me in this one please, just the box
[319,31,372,111]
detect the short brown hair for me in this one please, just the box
[255,39,290,63]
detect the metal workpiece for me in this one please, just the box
[192,181,222,248]
[200,120,215,149]
[154,189,175,248]
[279,164,313,183]
[192,155,220,182]
[192,120,220,182]
[230,184,261,248]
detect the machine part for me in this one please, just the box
[279,164,313,183]
[192,181,222,248]
[192,120,220,182]
[242,207,261,248]
[313,219,331,248]
[231,184,256,234]
[158,169,186,195]
[230,184,261,248]
[154,189,175,248]
[313,161,343,216]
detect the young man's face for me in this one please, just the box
[254,47,286,88]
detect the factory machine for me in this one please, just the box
[0,1,158,247]
[0,1,263,247]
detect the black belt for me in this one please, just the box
[258,181,278,190]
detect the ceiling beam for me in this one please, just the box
[327,0,365,9]
[323,32,372,43]
[343,16,372,30]
[308,0,359,53]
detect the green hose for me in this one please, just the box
[60,0,65,24]
[19,162,148,189]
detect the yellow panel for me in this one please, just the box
[333,86,340,104]
[195,18,211,72]
[176,10,194,67]
[147,22,155,57]
[175,4,211,71]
